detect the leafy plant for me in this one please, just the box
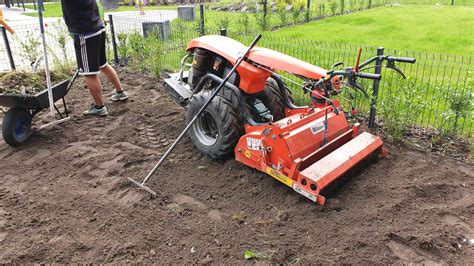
[244,250,267,260]
[117,33,129,62]
[46,21,72,73]
[329,1,338,16]
[254,12,271,31]
[277,5,288,25]
[349,0,357,11]
[217,16,230,30]
[122,30,163,77]
[438,90,472,137]
[18,31,42,69]
[238,13,250,34]
[379,78,426,141]
[292,7,301,24]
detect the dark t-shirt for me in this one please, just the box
[61,0,102,34]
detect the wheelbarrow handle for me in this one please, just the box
[66,70,80,93]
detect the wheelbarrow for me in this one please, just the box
[0,71,79,146]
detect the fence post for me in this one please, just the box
[1,26,15,70]
[369,47,384,129]
[108,14,119,65]
[306,0,311,22]
[451,0,454,5]
[199,4,205,36]
[263,0,267,17]
[33,0,37,10]
[368,0,372,9]
[220,28,227,36]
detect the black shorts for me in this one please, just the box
[73,28,107,75]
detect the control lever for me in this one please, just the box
[387,59,407,79]
[349,80,370,98]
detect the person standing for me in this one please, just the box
[61,0,129,116]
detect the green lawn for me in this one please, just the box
[271,5,474,55]
[24,3,176,17]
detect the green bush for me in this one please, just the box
[217,16,230,30]
[254,12,271,31]
[18,31,41,67]
[117,33,128,61]
[238,13,250,34]
[438,90,472,137]
[121,31,163,78]
[379,78,427,141]
[278,7,289,25]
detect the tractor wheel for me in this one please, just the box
[257,77,286,121]
[186,90,243,159]
[2,107,33,147]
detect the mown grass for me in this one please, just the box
[271,5,474,55]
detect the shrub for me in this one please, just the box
[378,78,426,141]
[254,12,271,31]
[217,16,230,30]
[18,31,42,69]
[438,90,472,137]
[277,6,288,25]
[329,1,338,16]
[238,13,250,34]
[117,33,128,62]
[47,21,72,73]
[292,6,301,24]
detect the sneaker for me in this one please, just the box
[110,90,129,102]
[83,104,108,116]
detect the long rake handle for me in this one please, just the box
[37,0,54,118]
[140,34,262,185]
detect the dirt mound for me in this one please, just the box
[0,70,70,95]
[0,69,472,264]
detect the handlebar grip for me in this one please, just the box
[390,57,416,64]
[356,72,381,80]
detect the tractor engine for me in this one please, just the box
[188,48,278,124]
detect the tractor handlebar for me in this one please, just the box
[387,56,416,64]
[356,72,381,80]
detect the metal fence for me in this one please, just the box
[0,19,77,72]
[0,3,472,139]
[105,6,473,139]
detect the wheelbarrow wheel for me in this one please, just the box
[2,107,33,146]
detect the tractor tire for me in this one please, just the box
[257,77,286,121]
[186,90,243,159]
[2,107,33,147]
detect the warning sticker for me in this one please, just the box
[265,167,294,187]
[310,122,325,135]
[246,137,262,151]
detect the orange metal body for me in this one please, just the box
[234,102,383,204]
[187,35,328,94]
[187,35,385,204]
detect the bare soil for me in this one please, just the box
[0,69,473,264]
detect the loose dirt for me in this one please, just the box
[0,69,472,264]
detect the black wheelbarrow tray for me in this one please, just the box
[0,71,78,146]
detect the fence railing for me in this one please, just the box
[105,8,473,139]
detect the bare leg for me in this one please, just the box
[84,74,104,106]
[100,64,123,92]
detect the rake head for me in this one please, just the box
[127,177,157,198]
